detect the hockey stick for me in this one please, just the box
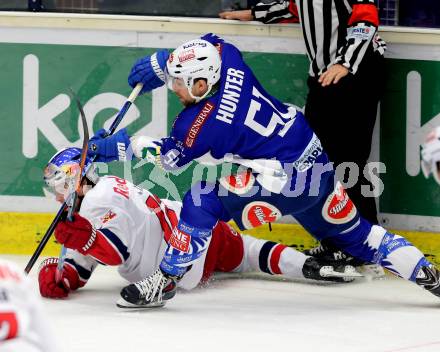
[54,88,90,283]
[24,83,143,274]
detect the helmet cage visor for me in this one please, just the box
[43,162,80,198]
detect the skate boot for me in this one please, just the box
[304,241,385,279]
[304,241,363,266]
[302,257,362,282]
[415,265,440,297]
[117,268,178,309]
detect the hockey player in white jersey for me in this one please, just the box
[38,147,357,307]
[0,259,59,352]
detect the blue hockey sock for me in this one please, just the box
[160,220,212,277]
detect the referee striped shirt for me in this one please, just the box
[252,0,386,77]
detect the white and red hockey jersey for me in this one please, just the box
[0,259,59,352]
[64,175,213,290]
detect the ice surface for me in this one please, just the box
[4,255,440,352]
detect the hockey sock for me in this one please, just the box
[237,235,307,279]
[160,220,212,277]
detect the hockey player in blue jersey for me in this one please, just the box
[88,33,440,308]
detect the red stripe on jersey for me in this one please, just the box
[87,231,123,266]
[348,4,379,26]
[269,244,287,275]
[0,312,19,340]
[146,195,178,243]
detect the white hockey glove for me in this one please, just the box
[421,126,440,185]
[130,135,162,167]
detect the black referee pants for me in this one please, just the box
[304,50,385,224]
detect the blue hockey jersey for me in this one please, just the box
[160,34,328,178]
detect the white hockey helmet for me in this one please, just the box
[43,147,99,198]
[421,126,440,185]
[166,38,221,103]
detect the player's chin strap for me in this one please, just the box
[189,84,213,103]
[188,81,219,103]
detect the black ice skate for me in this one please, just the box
[302,257,362,282]
[304,241,363,266]
[116,268,178,309]
[415,265,440,298]
[304,241,385,279]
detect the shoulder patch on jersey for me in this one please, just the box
[219,170,255,195]
[322,182,357,224]
[185,101,215,148]
[101,210,117,224]
[242,201,282,229]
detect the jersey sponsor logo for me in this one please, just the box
[322,182,357,224]
[348,24,374,41]
[293,134,323,172]
[108,176,129,200]
[219,170,255,195]
[169,227,191,253]
[179,222,194,234]
[101,210,117,224]
[178,48,196,63]
[352,27,370,35]
[242,201,282,229]
[185,101,215,147]
[176,255,193,264]
[215,68,245,125]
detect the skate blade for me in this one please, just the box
[116,297,166,309]
[320,266,364,279]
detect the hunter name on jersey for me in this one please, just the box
[215,68,245,125]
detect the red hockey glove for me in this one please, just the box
[38,258,80,298]
[55,213,96,255]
